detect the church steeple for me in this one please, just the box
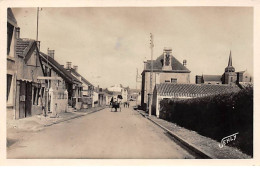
[225,50,235,72]
[228,50,232,67]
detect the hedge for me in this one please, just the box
[159,87,253,156]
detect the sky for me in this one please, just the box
[12,7,253,89]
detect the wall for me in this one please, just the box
[92,91,99,107]
[49,88,68,116]
[143,71,190,105]
[159,72,190,84]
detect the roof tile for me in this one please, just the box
[156,83,241,97]
[145,54,190,72]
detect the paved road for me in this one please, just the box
[7,103,195,159]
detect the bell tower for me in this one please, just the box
[223,51,237,85]
[162,47,173,71]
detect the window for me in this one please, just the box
[171,78,177,83]
[165,80,170,83]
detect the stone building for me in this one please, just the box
[66,63,94,109]
[7,8,18,120]
[141,47,191,110]
[14,37,44,119]
[39,51,83,115]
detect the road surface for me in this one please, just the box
[7,102,195,159]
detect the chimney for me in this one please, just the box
[196,75,203,84]
[143,61,147,70]
[66,62,72,69]
[183,60,187,66]
[48,49,55,59]
[15,27,20,39]
[73,65,78,72]
[162,47,173,70]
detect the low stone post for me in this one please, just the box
[49,88,55,115]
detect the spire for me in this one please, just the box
[228,50,232,66]
[225,50,235,72]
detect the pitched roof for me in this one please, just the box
[39,52,82,85]
[155,83,241,97]
[202,75,222,82]
[7,8,17,26]
[70,68,93,86]
[144,54,190,73]
[238,82,253,89]
[16,38,35,57]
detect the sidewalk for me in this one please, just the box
[138,110,251,159]
[7,106,105,134]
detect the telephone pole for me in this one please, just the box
[149,33,154,117]
[36,7,42,41]
[136,68,141,89]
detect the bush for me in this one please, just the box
[159,87,253,156]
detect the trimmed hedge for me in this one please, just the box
[159,87,253,156]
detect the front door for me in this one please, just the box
[19,81,26,118]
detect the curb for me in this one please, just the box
[139,111,214,159]
[44,107,106,127]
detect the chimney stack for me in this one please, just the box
[48,49,55,59]
[195,75,203,84]
[162,47,173,70]
[73,65,78,72]
[183,60,187,66]
[66,62,72,69]
[15,27,20,39]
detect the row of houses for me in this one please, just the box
[141,47,253,117]
[6,8,108,120]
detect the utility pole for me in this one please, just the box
[36,7,43,41]
[136,68,141,89]
[149,33,154,117]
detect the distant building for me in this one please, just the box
[141,47,191,110]
[66,63,94,109]
[196,51,253,85]
[107,84,129,103]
